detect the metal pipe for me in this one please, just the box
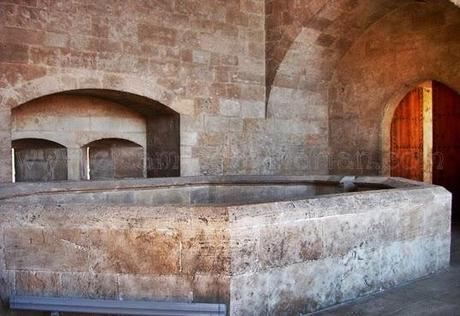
[10,296,227,316]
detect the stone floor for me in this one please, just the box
[311,222,460,316]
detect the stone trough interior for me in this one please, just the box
[0,176,384,207]
[0,176,451,315]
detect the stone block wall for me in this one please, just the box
[1,0,460,180]
[0,202,231,311]
[229,184,451,314]
[264,0,460,176]
[0,0,272,182]
[264,0,415,176]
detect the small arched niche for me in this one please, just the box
[12,138,68,182]
[11,89,180,181]
[82,138,144,180]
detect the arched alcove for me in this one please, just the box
[82,138,145,180]
[12,138,68,182]
[11,89,180,181]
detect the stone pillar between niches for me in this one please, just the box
[67,147,82,181]
[0,103,12,183]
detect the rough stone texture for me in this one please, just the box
[264,0,417,171]
[0,202,231,313]
[228,180,451,315]
[0,176,451,315]
[309,223,460,316]
[265,0,414,96]
[0,0,266,181]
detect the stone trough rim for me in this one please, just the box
[0,175,442,205]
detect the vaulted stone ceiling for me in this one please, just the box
[265,0,460,101]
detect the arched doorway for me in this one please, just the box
[389,80,460,221]
[12,138,68,182]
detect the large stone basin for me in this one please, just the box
[0,176,451,315]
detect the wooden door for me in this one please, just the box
[433,81,460,220]
[391,88,424,181]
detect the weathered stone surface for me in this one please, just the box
[15,271,60,296]
[0,270,14,306]
[60,272,118,299]
[118,275,193,302]
[227,177,451,315]
[0,176,451,315]
[4,228,90,272]
[192,273,230,303]
[264,0,460,178]
[257,220,323,270]
[181,227,230,275]
[89,229,181,275]
[11,94,148,181]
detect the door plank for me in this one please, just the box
[391,88,424,181]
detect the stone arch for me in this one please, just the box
[12,137,67,149]
[266,0,460,105]
[12,134,70,149]
[266,0,417,105]
[83,137,144,148]
[83,136,144,149]
[1,70,194,116]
